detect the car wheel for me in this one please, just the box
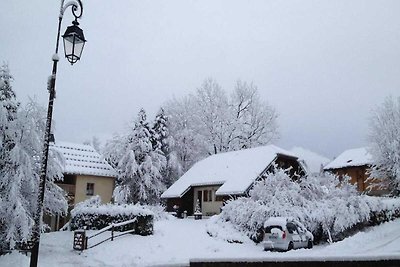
[307,240,313,249]
[288,242,294,251]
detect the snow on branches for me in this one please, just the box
[0,63,67,248]
[368,96,400,195]
[164,78,279,172]
[219,169,386,243]
[104,109,180,205]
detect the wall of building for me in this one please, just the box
[74,175,115,204]
[193,185,224,216]
[329,166,388,195]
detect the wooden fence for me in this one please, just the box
[73,218,137,250]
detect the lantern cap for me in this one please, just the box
[62,20,86,42]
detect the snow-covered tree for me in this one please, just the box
[164,96,207,171]
[219,168,375,243]
[0,66,66,248]
[152,108,182,187]
[368,96,400,195]
[230,81,279,149]
[0,62,19,121]
[84,136,102,152]
[164,78,279,172]
[105,109,167,205]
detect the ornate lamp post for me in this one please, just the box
[29,1,86,267]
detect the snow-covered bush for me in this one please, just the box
[139,204,171,221]
[218,169,400,243]
[71,197,154,235]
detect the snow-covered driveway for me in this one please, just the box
[1,218,400,267]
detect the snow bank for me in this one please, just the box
[206,216,253,244]
[0,251,29,266]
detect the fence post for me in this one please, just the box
[111,224,114,241]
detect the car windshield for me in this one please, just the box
[265,225,283,233]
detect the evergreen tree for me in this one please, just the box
[0,62,19,121]
[109,109,167,204]
[152,108,182,187]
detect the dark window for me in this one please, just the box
[86,183,94,196]
[215,195,224,202]
[204,190,208,201]
[287,223,298,234]
[203,190,213,202]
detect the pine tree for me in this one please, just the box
[110,109,167,204]
[152,108,182,188]
[0,63,19,121]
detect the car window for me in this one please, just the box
[286,223,298,234]
[265,225,283,233]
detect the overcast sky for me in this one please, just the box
[1,0,400,158]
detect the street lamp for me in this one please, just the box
[29,1,86,267]
[63,20,86,64]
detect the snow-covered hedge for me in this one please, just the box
[70,196,154,235]
[217,169,400,243]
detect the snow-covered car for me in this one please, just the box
[262,217,313,251]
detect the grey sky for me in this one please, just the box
[1,0,400,159]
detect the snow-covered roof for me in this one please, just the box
[290,147,331,174]
[324,147,372,170]
[51,141,117,178]
[161,145,299,198]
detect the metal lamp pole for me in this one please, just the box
[29,1,86,267]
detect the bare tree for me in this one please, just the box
[164,78,279,172]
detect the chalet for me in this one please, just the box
[161,145,306,216]
[323,147,387,195]
[46,141,117,230]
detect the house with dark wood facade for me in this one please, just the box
[324,147,387,195]
[161,145,306,216]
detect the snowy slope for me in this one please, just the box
[161,145,299,198]
[324,147,372,170]
[1,218,400,267]
[290,147,330,174]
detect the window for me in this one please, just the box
[286,223,298,234]
[86,183,94,196]
[203,190,213,202]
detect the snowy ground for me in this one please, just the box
[1,217,400,267]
